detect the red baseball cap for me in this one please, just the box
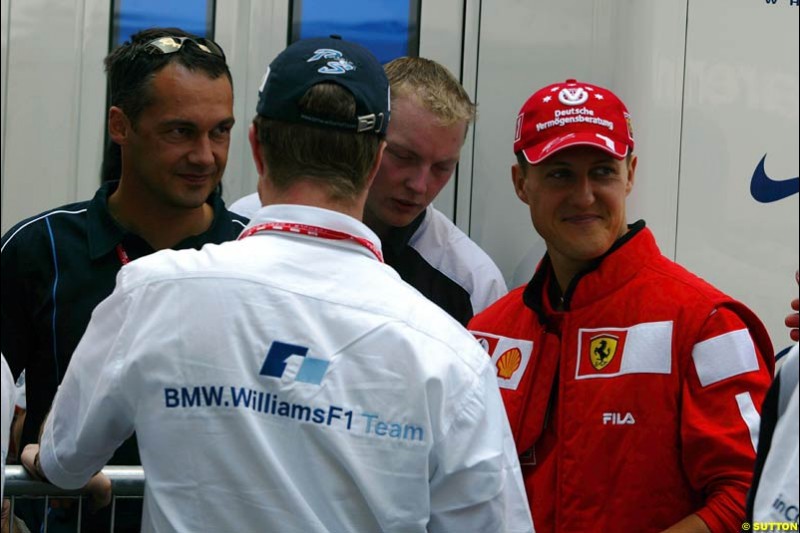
[513,79,634,164]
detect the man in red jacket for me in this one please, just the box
[468,79,774,532]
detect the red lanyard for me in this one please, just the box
[116,243,131,266]
[238,222,384,263]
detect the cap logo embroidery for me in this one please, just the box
[558,87,589,106]
[307,48,343,61]
[624,112,634,141]
[542,133,574,155]
[594,133,616,152]
[307,48,355,75]
[514,113,524,143]
[258,67,271,92]
[535,110,614,134]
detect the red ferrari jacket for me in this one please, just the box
[468,222,774,532]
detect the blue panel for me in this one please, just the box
[291,0,420,64]
[295,357,330,385]
[113,0,214,47]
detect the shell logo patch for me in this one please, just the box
[496,348,522,379]
[577,329,628,378]
[470,331,533,390]
[589,335,618,370]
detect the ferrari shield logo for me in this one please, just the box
[589,335,619,370]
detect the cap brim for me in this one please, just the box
[521,132,629,165]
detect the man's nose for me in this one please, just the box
[187,135,215,167]
[571,174,595,206]
[404,166,429,194]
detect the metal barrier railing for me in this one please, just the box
[4,465,145,532]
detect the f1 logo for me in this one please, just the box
[260,341,329,385]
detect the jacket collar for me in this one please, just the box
[87,181,232,260]
[380,208,427,255]
[245,204,383,260]
[523,220,653,320]
[87,181,128,260]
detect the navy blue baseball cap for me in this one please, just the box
[256,36,390,135]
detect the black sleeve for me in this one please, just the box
[745,372,781,521]
[1,222,44,379]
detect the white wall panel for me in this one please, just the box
[598,1,687,260]
[419,0,465,222]
[455,0,481,232]
[676,0,799,351]
[215,0,289,207]
[470,0,686,288]
[2,0,91,232]
[74,0,112,201]
[1,0,9,199]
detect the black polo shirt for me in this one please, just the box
[381,210,474,326]
[1,181,248,465]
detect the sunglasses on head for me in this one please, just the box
[141,36,225,59]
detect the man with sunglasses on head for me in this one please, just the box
[1,27,246,530]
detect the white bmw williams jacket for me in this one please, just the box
[39,204,533,533]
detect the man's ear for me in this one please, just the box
[108,106,130,145]
[249,122,266,178]
[625,154,638,196]
[511,163,530,205]
[364,140,387,192]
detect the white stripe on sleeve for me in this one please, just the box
[735,391,760,452]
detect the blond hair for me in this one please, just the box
[384,57,476,127]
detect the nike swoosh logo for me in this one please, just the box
[750,154,799,203]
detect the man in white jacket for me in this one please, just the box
[21,36,533,533]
